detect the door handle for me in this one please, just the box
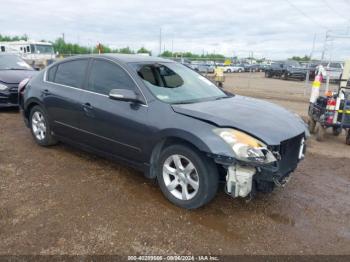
[82,102,94,117]
[83,102,93,110]
[42,89,51,96]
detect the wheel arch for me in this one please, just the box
[145,134,211,179]
[23,98,44,121]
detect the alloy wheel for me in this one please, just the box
[162,154,199,200]
[31,111,47,141]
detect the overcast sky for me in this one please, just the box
[1,0,350,60]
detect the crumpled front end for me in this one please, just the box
[222,133,306,199]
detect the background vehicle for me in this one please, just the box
[259,64,270,72]
[20,54,308,209]
[0,40,56,69]
[221,65,235,73]
[194,64,215,73]
[224,65,245,73]
[244,64,260,72]
[320,62,344,82]
[0,53,36,107]
[265,60,307,80]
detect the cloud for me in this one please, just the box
[1,0,349,59]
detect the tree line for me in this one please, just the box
[160,50,225,60]
[0,34,227,59]
[1,33,312,61]
[53,38,151,56]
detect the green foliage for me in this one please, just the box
[160,50,225,60]
[1,33,227,60]
[289,55,311,62]
[118,46,134,54]
[137,47,151,55]
[160,50,174,57]
[0,34,28,41]
[53,37,91,55]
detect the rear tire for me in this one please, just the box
[346,130,350,145]
[157,144,219,209]
[29,105,57,146]
[332,127,342,136]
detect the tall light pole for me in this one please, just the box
[159,28,162,56]
[321,30,331,61]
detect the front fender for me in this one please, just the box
[156,126,236,162]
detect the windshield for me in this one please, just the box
[33,44,54,54]
[0,55,33,70]
[131,62,227,104]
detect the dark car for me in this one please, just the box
[0,54,37,107]
[20,54,308,209]
[265,61,307,81]
[244,64,260,72]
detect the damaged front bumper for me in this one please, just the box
[213,134,306,199]
[224,162,295,199]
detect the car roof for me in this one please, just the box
[60,54,173,64]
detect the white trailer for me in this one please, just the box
[0,40,56,68]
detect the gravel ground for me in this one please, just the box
[0,73,349,255]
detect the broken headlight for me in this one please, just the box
[214,128,277,164]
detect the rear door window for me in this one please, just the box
[54,59,88,88]
[87,59,136,95]
[47,66,57,82]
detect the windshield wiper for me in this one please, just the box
[171,100,198,105]
[215,96,230,100]
[9,68,30,70]
[0,68,30,70]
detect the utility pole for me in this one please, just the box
[321,30,330,61]
[159,28,162,56]
[62,33,65,42]
[305,33,317,96]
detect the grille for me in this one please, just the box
[278,134,303,175]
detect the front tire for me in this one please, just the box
[157,144,219,209]
[29,105,57,146]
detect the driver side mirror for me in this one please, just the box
[109,89,142,103]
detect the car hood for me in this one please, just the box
[171,96,307,145]
[0,70,37,84]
